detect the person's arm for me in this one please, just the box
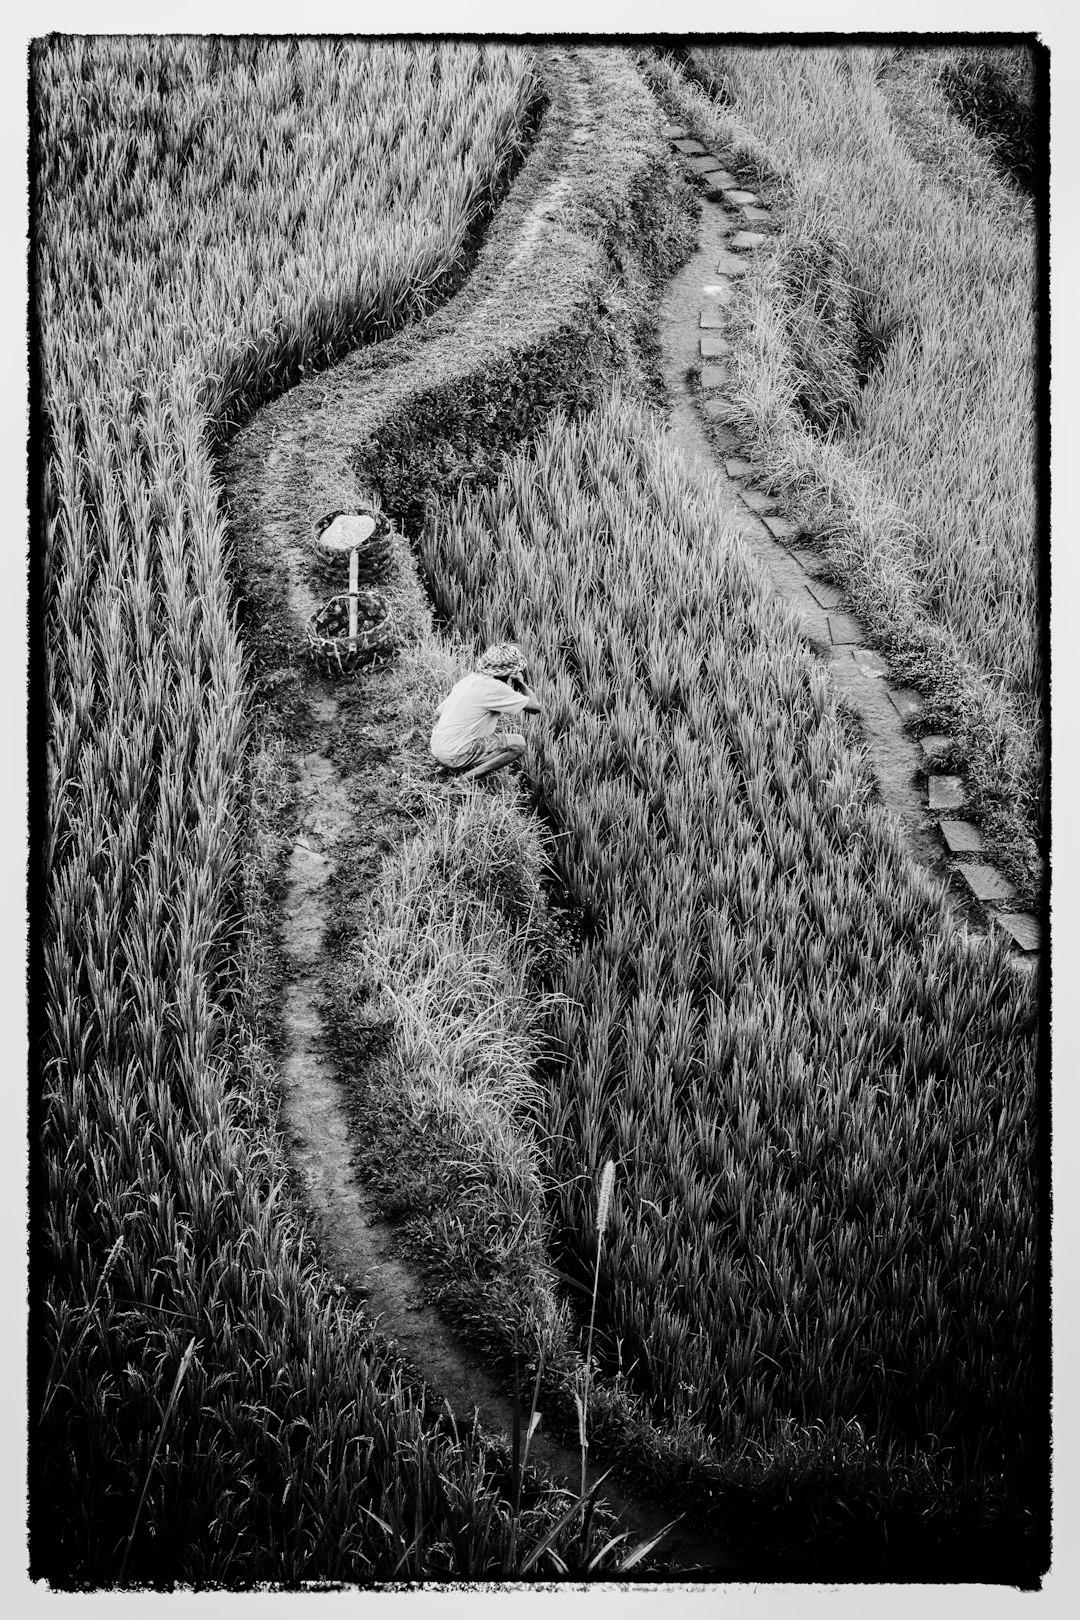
[511,676,541,714]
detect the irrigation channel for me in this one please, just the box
[223,54,1035,1583]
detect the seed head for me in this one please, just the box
[596,1159,616,1239]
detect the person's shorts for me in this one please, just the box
[436,733,507,772]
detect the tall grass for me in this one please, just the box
[354,762,575,1367]
[649,46,1042,885]
[422,386,1041,1514]
[31,36,610,1583]
[932,46,1039,194]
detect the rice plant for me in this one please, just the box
[422,385,1041,1517]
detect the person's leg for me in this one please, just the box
[461,733,526,781]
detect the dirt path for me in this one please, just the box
[657,184,958,896]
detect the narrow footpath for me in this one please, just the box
[657,125,1041,962]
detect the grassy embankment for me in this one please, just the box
[419,386,1043,1579]
[646,45,1043,900]
[33,35,625,1584]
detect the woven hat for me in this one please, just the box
[477,642,527,680]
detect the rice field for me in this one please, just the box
[32,29,1046,1584]
[651,46,1043,880]
[31,35,606,1582]
[423,386,1040,1504]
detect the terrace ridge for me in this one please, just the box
[657,118,1041,962]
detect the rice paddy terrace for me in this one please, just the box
[33,37,1047,1587]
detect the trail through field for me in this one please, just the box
[225,54,741,1579]
[657,192,966,904]
[240,425,739,1581]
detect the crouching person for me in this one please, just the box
[430,642,540,782]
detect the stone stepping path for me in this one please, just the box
[659,121,1040,963]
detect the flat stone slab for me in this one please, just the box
[740,488,777,514]
[827,612,863,645]
[699,334,731,358]
[723,189,759,205]
[700,308,728,329]
[662,123,688,139]
[939,819,984,855]
[791,546,826,576]
[927,773,965,811]
[762,515,800,542]
[989,909,1042,953]
[805,578,843,610]
[714,252,748,275]
[704,169,739,188]
[919,734,953,762]
[700,363,731,389]
[673,138,707,154]
[690,154,722,174]
[710,425,742,456]
[702,282,733,298]
[851,647,889,678]
[725,458,754,477]
[887,687,923,721]
[731,231,767,250]
[792,602,831,643]
[959,863,1017,904]
[743,206,772,222]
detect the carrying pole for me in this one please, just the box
[348,545,359,640]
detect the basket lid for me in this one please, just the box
[318,513,379,553]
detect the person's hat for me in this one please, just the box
[477,642,527,680]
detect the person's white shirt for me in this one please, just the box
[430,672,529,767]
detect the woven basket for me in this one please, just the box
[306,588,396,675]
[314,507,393,585]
